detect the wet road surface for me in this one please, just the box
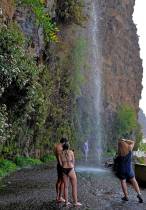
[0,163,146,210]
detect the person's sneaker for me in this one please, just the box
[65,202,71,206]
[121,196,129,201]
[74,202,82,207]
[137,194,143,203]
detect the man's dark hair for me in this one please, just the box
[60,137,68,144]
[63,142,70,150]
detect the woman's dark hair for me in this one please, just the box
[63,142,70,150]
[60,137,68,144]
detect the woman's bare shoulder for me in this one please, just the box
[69,149,74,154]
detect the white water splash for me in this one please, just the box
[76,166,108,174]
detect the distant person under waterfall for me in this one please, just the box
[96,146,102,160]
[83,140,89,161]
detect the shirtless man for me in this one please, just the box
[54,137,68,202]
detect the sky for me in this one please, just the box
[133,0,146,115]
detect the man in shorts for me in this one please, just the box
[54,137,68,202]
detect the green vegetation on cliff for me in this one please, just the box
[0,159,16,177]
[16,0,58,42]
[0,23,38,155]
[116,105,137,138]
[71,38,86,96]
[115,104,142,148]
[70,38,94,144]
[0,21,70,158]
[0,155,56,178]
[0,0,85,159]
[56,0,84,24]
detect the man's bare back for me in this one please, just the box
[54,138,68,202]
[54,143,63,162]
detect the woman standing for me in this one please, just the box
[116,138,143,203]
[59,142,82,207]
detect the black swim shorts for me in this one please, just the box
[57,163,63,179]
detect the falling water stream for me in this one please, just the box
[86,0,102,162]
[77,0,104,173]
[91,0,102,162]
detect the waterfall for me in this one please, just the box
[87,0,102,162]
[75,0,103,164]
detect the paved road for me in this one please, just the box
[0,163,146,210]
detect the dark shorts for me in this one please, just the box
[57,163,63,180]
[117,170,135,180]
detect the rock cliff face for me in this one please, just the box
[0,0,143,156]
[98,0,143,146]
[0,0,15,20]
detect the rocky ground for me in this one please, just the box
[0,162,146,210]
